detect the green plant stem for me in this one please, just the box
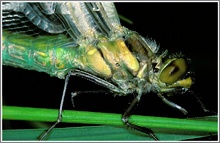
[3,106,217,134]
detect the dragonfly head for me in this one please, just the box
[150,53,194,95]
[124,33,193,95]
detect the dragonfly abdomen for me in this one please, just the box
[2,30,79,79]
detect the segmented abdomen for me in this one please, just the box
[2,30,78,79]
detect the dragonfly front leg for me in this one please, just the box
[188,90,216,115]
[122,95,159,141]
[157,93,188,115]
[39,71,73,140]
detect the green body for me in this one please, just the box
[2,31,80,78]
[2,30,116,80]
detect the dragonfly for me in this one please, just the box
[2,2,216,141]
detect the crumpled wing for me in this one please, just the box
[2,2,123,44]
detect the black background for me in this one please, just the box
[2,2,218,131]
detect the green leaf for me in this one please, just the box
[3,125,216,141]
[2,106,218,141]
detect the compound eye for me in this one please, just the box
[159,58,187,84]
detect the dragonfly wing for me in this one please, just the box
[99,2,121,27]
[2,2,80,48]
[2,2,66,34]
[56,2,124,43]
[3,2,123,43]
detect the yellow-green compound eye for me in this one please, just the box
[159,58,187,84]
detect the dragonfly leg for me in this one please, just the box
[38,71,72,140]
[157,93,188,115]
[122,95,159,141]
[71,92,77,107]
[188,90,216,115]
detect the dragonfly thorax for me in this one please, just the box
[77,32,193,97]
